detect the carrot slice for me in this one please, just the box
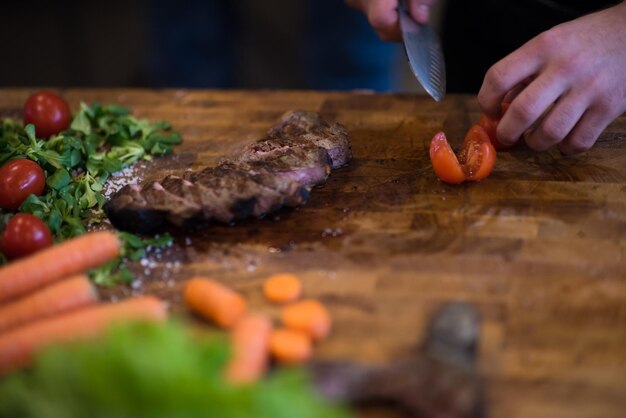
[0,295,166,376]
[0,275,97,333]
[263,273,303,304]
[184,278,246,329]
[281,299,332,341]
[0,231,120,304]
[225,313,272,384]
[269,328,312,364]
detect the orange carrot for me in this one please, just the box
[269,328,312,364]
[225,313,272,384]
[0,295,166,376]
[184,278,247,329]
[281,299,332,341]
[0,231,120,304]
[0,275,97,333]
[263,273,303,304]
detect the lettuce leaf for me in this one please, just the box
[0,322,350,418]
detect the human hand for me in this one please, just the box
[345,0,438,41]
[478,2,626,155]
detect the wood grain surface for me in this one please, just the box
[1,89,625,418]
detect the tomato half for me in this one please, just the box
[429,131,465,184]
[429,125,496,184]
[0,159,46,211]
[1,213,53,260]
[23,91,72,138]
[479,102,512,150]
[458,125,497,181]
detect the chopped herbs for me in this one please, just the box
[0,102,182,285]
[89,232,174,287]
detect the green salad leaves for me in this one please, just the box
[0,102,182,284]
[0,103,181,241]
[0,322,351,418]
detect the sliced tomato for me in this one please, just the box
[458,125,497,181]
[479,102,513,150]
[429,125,496,184]
[429,131,465,184]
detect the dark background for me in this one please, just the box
[0,0,613,92]
[0,0,407,91]
[1,1,149,87]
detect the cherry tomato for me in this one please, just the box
[429,125,496,184]
[479,102,513,150]
[429,131,466,184]
[0,159,46,211]
[23,91,72,138]
[458,125,497,181]
[1,213,53,260]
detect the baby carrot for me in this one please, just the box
[0,295,166,376]
[263,273,302,304]
[281,299,332,341]
[225,313,272,384]
[184,278,246,329]
[0,275,97,333]
[0,231,120,304]
[269,328,312,365]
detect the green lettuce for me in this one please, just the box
[0,322,350,418]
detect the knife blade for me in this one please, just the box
[398,0,446,101]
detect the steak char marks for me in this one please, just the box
[104,110,351,233]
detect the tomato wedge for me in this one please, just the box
[429,131,466,184]
[479,102,512,150]
[429,125,496,184]
[458,125,497,181]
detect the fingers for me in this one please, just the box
[345,0,440,41]
[478,44,542,118]
[408,0,438,24]
[502,77,532,104]
[345,0,402,42]
[557,107,617,155]
[479,2,626,154]
[496,71,566,147]
[523,93,588,151]
[369,0,402,41]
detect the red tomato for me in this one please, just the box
[479,102,512,150]
[429,125,497,184]
[23,91,72,138]
[458,125,497,181]
[429,131,465,184]
[1,213,53,260]
[0,159,46,211]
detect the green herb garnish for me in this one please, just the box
[89,232,174,287]
[0,103,182,284]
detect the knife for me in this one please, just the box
[398,0,446,101]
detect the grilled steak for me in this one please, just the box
[266,110,351,169]
[104,110,351,233]
[237,141,332,187]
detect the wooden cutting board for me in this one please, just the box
[2,89,625,418]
